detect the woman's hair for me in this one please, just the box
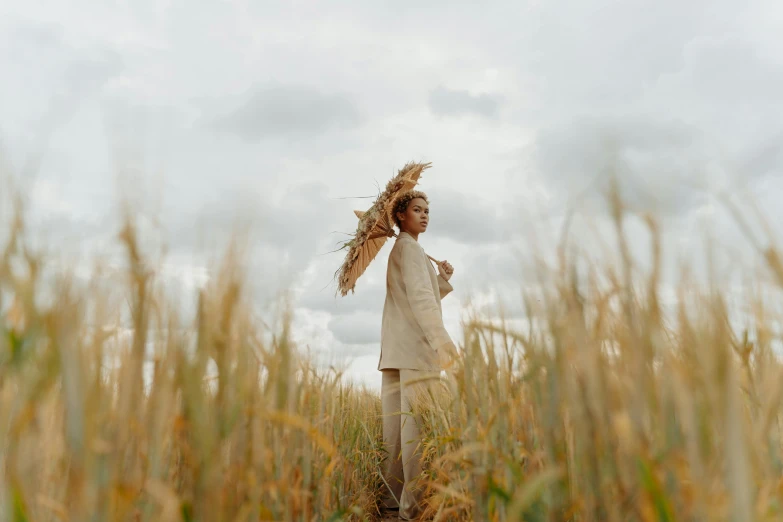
[392,190,428,230]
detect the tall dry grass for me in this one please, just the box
[2,188,783,521]
[1,199,384,521]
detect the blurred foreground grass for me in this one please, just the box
[2,191,783,522]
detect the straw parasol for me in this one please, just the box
[334,161,442,296]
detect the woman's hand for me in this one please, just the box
[438,339,458,371]
[438,260,454,281]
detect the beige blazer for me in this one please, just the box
[378,231,454,371]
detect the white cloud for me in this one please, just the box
[211,84,363,142]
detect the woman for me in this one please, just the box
[377,190,456,520]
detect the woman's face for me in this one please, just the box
[398,197,429,235]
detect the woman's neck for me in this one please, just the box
[402,229,418,241]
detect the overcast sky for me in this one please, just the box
[2,1,783,389]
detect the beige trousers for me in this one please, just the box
[380,369,439,520]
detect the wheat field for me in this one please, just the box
[3,188,783,522]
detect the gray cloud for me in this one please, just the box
[159,179,340,303]
[300,276,386,316]
[496,1,783,217]
[211,85,362,142]
[425,188,504,245]
[505,1,738,113]
[469,288,528,321]
[11,173,347,308]
[532,115,712,217]
[62,53,123,97]
[328,310,381,345]
[162,178,334,252]
[0,17,123,172]
[740,131,783,180]
[463,241,530,288]
[660,38,783,105]
[7,19,66,52]
[428,86,501,119]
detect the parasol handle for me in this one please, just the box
[427,254,442,266]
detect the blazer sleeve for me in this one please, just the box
[401,242,453,350]
[437,274,453,299]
